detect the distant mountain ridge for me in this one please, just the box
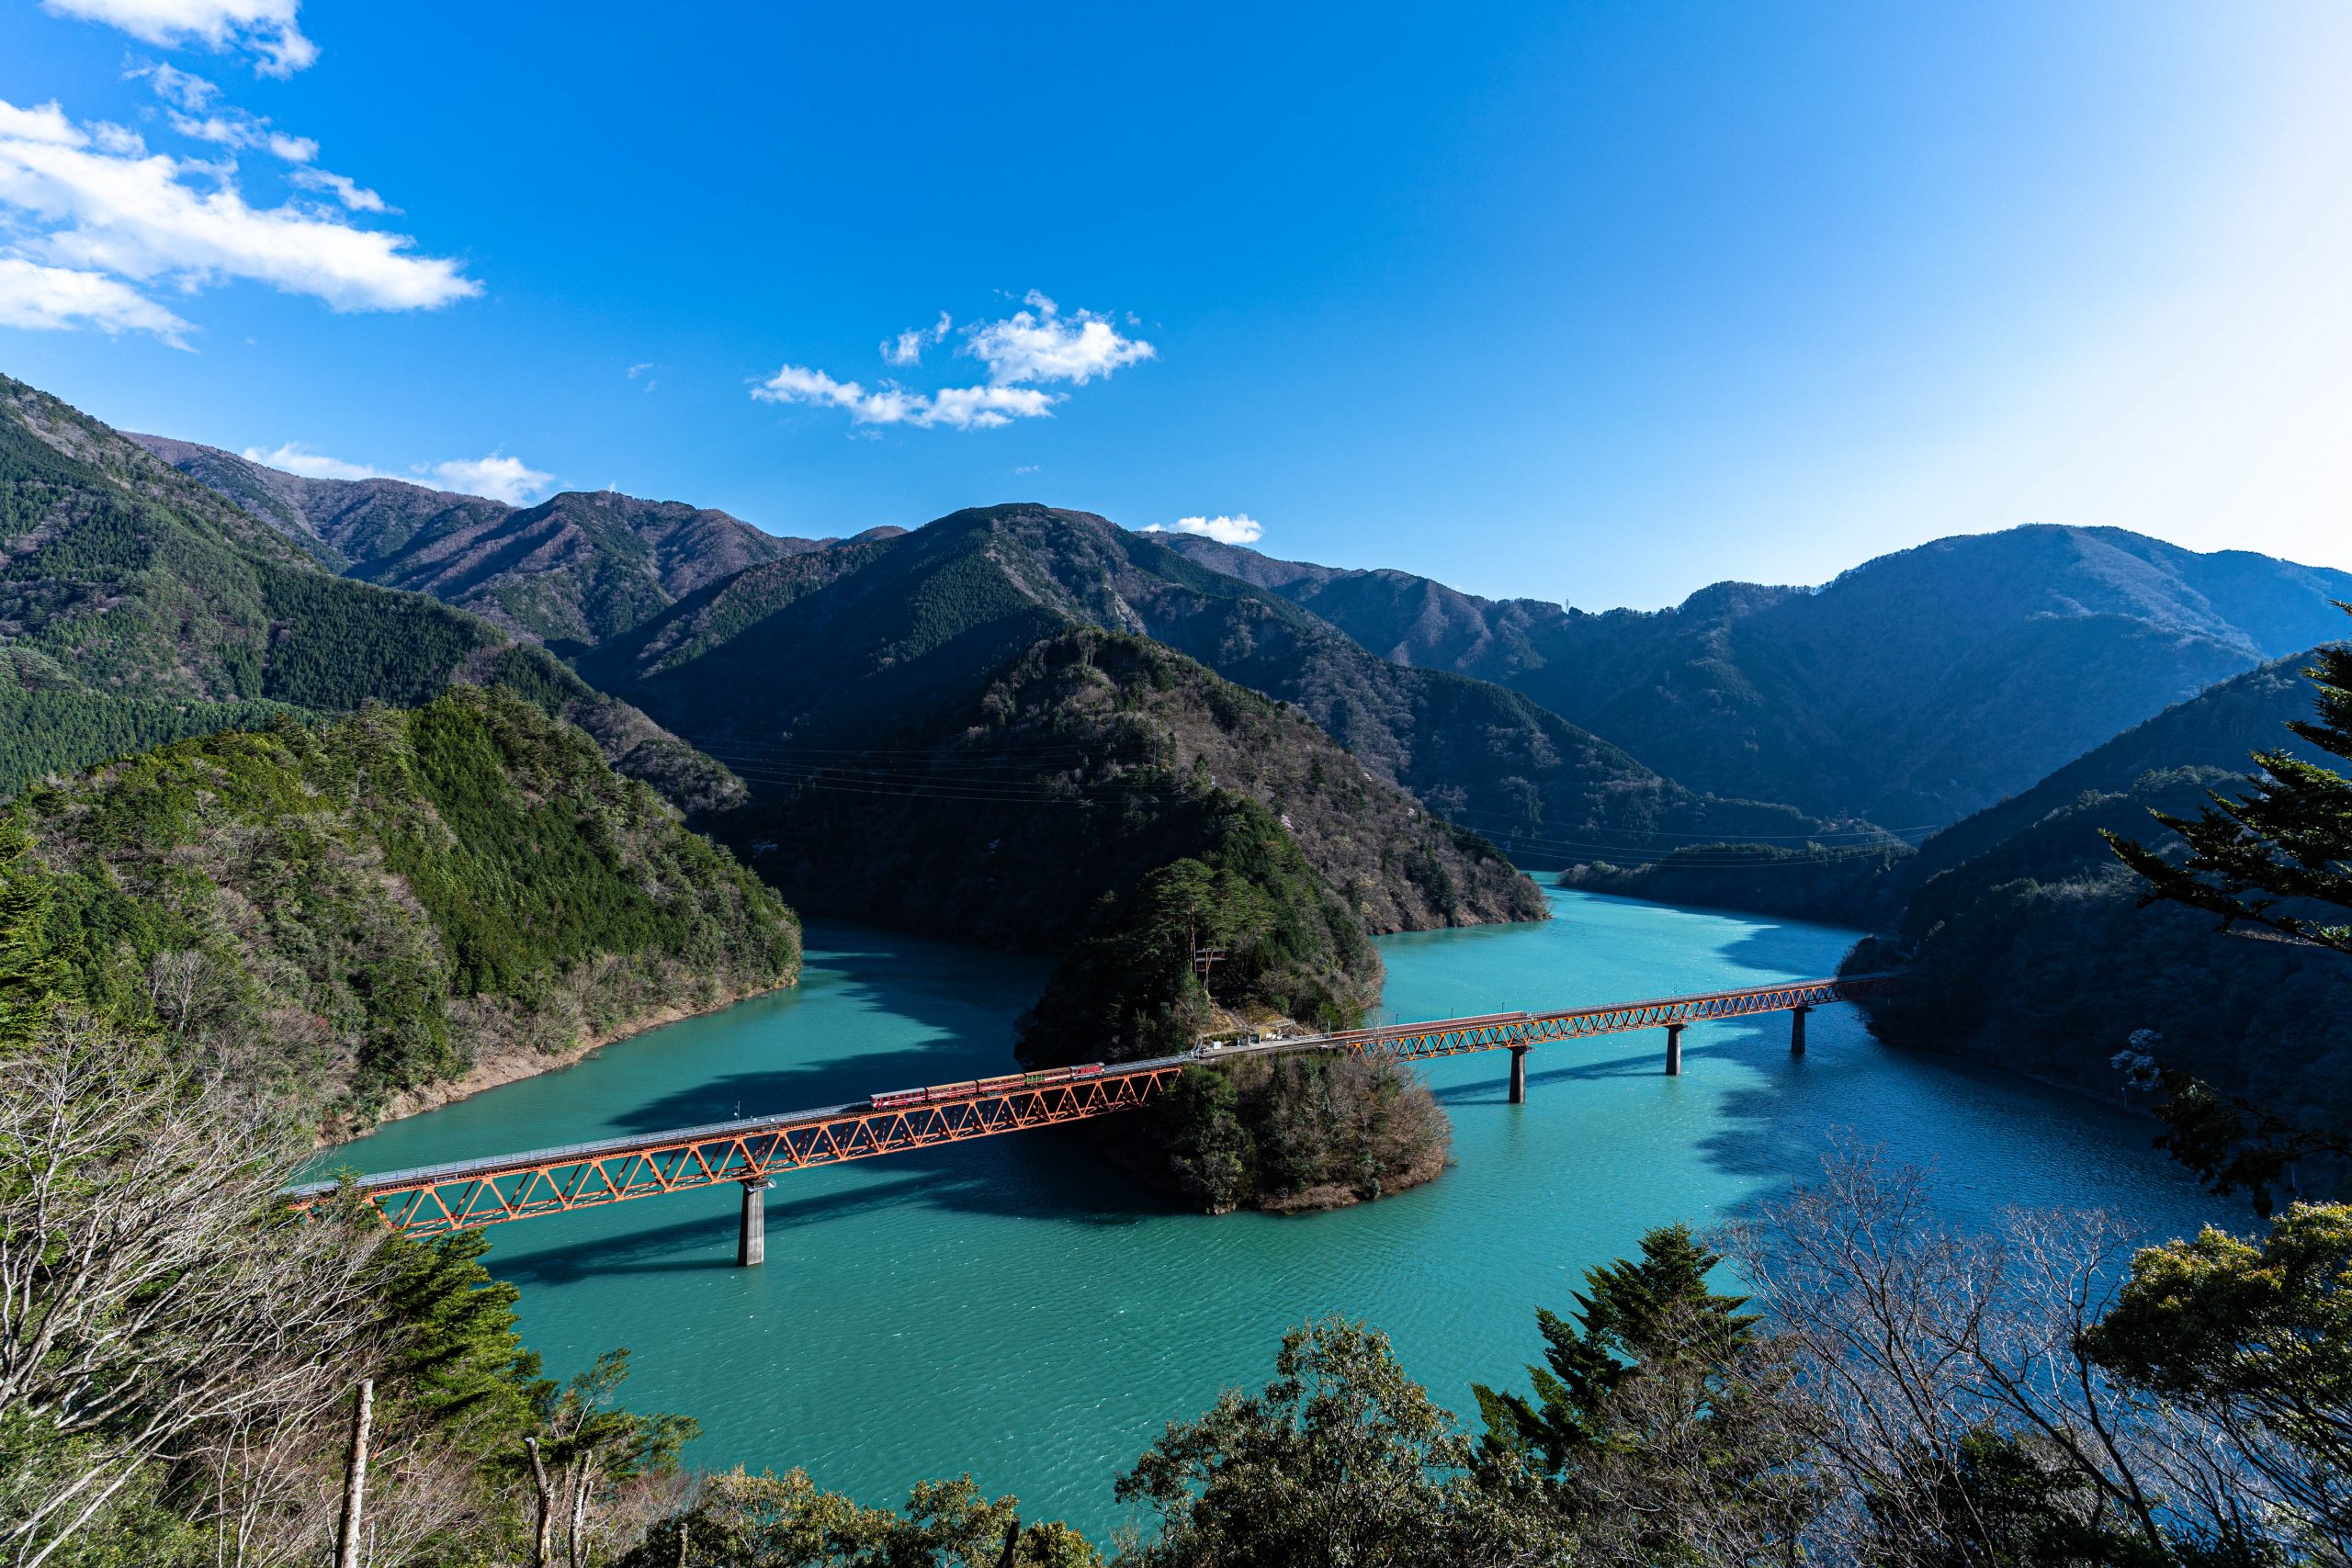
[583,502,1841,863]
[130,434,902,650]
[0,378,741,811]
[1162,525,2352,825]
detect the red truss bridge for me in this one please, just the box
[287,972,1897,1264]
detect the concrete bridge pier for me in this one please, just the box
[1791,1005,1811,1056]
[738,1179,774,1267]
[1665,1022,1685,1077]
[1508,1044,1530,1104]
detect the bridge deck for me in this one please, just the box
[290,972,1895,1236]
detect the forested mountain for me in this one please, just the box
[0,378,742,809]
[134,435,899,651]
[1164,525,2352,824]
[11,685,798,1128]
[1845,647,2352,1143]
[589,503,1842,863]
[734,626,1545,946]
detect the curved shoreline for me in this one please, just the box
[320,976,797,1152]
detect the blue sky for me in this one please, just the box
[2,1,2347,606]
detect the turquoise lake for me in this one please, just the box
[324,886,2231,1538]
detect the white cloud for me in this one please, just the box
[881,310,952,367]
[142,63,218,111]
[241,444,554,502]
[47,0,316,76]
[425,454,553,504]
[0,101,85,147]
[752,363,1057,430]
[0,92,476,329]
[286,166,385,212]
[962,290,1154,385]
[242,441,388,479]
[0,256,192,344]
[1144,513,1264,546]
[759,293,1151,434]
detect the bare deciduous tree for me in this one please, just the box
[1722,1144,2263,1567]
[0,1012,384,1568]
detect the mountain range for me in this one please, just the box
[1161,526,2352,825]
[128,434,903,653]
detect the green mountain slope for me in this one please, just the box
[589,504,1835,863]
[1163,526,2352,825]
[1847,647,2352,1147]
[10,685,799,1128]
[0,378,742,812]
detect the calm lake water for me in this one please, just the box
[323,886,2230,1537]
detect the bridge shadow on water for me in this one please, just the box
[492,1128,1183,1288]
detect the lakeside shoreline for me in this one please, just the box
[317,976,797,1155]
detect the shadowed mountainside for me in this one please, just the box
[1843,647,2352,1145]
[1163,526,2352,826]
[728,626,1546,946]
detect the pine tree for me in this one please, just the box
[1474,1224,1760,1475]
[2105,615,2352,954]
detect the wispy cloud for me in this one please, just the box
[0,255,193,344]
[0,92,474,344]
[243,443,555,504]
[881,310,952,367]
[46,0,316,76]
[627,361,658,391]
[753,364,1056,430]
[242,441,386,479]
[1144,513,1264,546]
[757,293,1153,434]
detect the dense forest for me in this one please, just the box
[9,686,799,1127]
[1843,647,2352,1162]
[730,627,1543,945]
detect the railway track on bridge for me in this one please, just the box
[288,972,1898,1257]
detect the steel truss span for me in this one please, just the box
[288,973,1897,1237]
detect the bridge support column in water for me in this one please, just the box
[1508,1044,1529,1104]
[1665,1022,1684,1077]
[1792,1005,1810,1055]
[738,1179,773,1267]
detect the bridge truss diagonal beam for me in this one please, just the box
[291,973,1896,1237]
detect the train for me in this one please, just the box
[868,1062,1106,1111]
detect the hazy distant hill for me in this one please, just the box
[1164,526,2352,825]
[0,378,741,810]
[1846,647,2352,1148]
[131,435,899,651]
[585,503,1843,861]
